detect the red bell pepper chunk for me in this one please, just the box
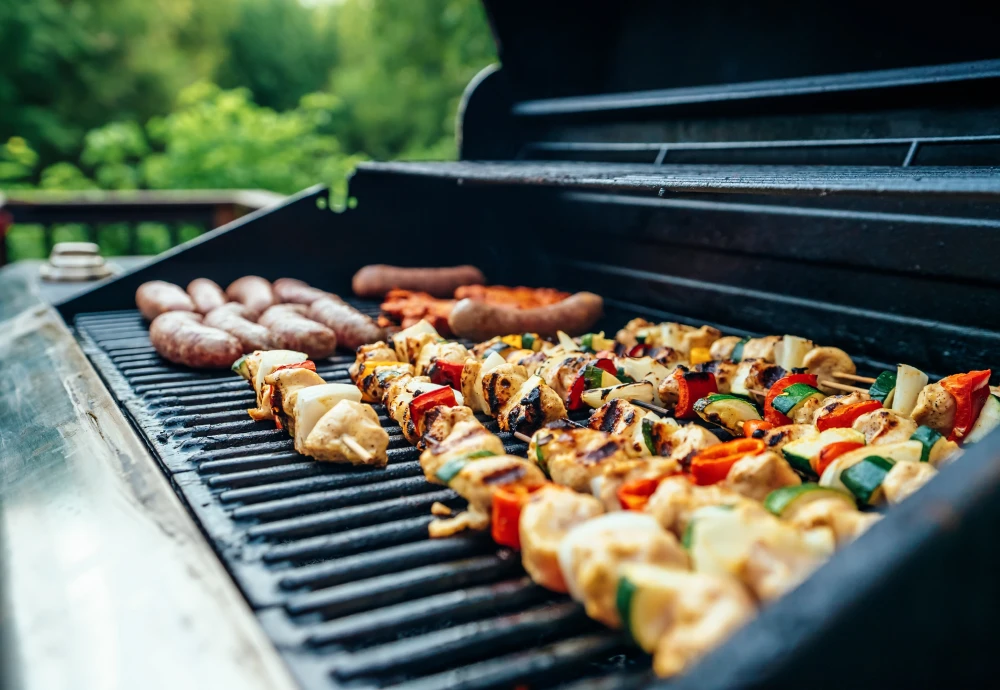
[429,360,465,389]
[627,344,646,357]
[567,373,586,410]
[764,373,819,425]
[815,399,883,431]
[742,419,774,437]
[689,438,765,485]
[674,369,717,419]
[593,358,618,376]
[617,477,662,511]
[409,386,458,433]
[940,369,992,441]
[814,440,865,476]
[491,484,541,549]
[272,360,317,374]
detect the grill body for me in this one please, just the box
[51,4,1000,688]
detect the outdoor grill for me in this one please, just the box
[4,2,1000,689]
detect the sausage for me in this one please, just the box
[149,312,242,369]
[186,278,228,314]
[448,292,603,341]
[226,276,276,317]
[273,278,337,305]
[136,280,195,321]
[352,264,485,299]
[204,303,275,354]
[308,297,385,350]
[258,304,338,359]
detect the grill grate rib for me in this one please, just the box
[74,306,648,689]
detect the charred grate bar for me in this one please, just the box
[73,302,650,690]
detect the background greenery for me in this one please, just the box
[0,0,496,260]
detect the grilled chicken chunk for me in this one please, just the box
[852,408,918,446]
[392,320,440,364]
[589,398,646,456]
[811,392,868,424]
[695,360,739,394]
[594,456,681,512]
[349,341,398,382]
[709,335,744,362]
[419,405,505,483]
[655,365,688,408]
[730,358,786,396]
[383,374,444,444]
[429,456,546,538]
[758,424,818,453]
[537,353,592,403]
[357,362,414,404]
[264,368,326,434]
[740,336,782,362]
[299,400,389,466]
[480,363,529,417]
[559,512,689,628]
[723,451,801,502]
[882,461,938,504]
[415,341,470,377]
[615,318,654,348]
[803,346,856,386]
[791,395,826,424]
[519,486,604,593]
[530,425,632,493]
[783,497,882,546]
[497,375,567,435]
[659,424,720,468]
[912,383,957,436]
[647,476,754,538]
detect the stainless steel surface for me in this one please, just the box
[2,258,150,310]
[0,265,298,690]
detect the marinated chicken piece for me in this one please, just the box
[882,461,938,504]
[392,320,441,364]
[642,566,756,679]
[559,512,689,628]
[415,341,470,377]
[928,437,961,468]
[299,400,389,466]
[791,395,826,425]
[740,336,782,362]
[537,353,592,402]
[530,426,632,493]
[357,362,414,404]
[642,417,682,457]
[512,349,549,375]
[743,526,834,601]
[264,368,326,435]
[802,347,857,388]
[480,363,529,417]
[648,346,686,368]
[615,318,654,348]
[695,360,739,394]
[519,486,604,593]
[349,341,398,382]
[912,383,957,436]
[709,335,744,362]
[595,456,681,512]
[784,497,882,547]
[429,455,546,537]
[730,358,786,396]
[673,324,722,356]
[647,475,754,538]
[459,359,487,414]
[660,424,720,469]
[497,375,567,435]
[811,392,868,425]
[852,408,918,446]
[655,365,688,408]
[588,398,643,454]
[419,405,505,483]
[758,424,819,453]
[383,375,440,444]
[723,451,801,502]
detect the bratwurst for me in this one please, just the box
[448,292,604,340]
[258,304,338,359]
[187,278,228,314]
[272,277,335,305]
[204,303,275,353]
[149,312,242,369]
[352,264,485,299]
[136,280,195,321]
[226,276,275,317]
[308,297,385,350]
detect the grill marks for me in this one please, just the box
[73,308,643,690]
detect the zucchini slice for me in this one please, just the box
[693,394,762,434]
[231,354,251,380]
[772,383,825,418]
[910,425,944,462]
[616,564,701,652]
[781,427,865,476]
[820,440,922,493]
[763,483,855,517]
[966,394,1000,444]
[731,337,750,363]
[580,381,655,409]
[841,455,894,505]
[890,364,928,417]
[583,364,622,389]
[580,331,615,353]
[868,371,897,405]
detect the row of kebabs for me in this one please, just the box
[229,317,997,678]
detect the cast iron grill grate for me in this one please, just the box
[73,303,652,690]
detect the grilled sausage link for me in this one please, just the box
[308,297,385,350]
[186,278,228,314]
[149,312,242,369]
[448,292,603,340]
[273,277,336,305]
[352,264,485,299]
[136,280,195,321]
[204,303,275,354]
[258,304,338,359]
[226,275,276,317]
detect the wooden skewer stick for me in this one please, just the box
[342,436,374,463]
[631,399,671,416]
[514,431,532,443]
[818,380,869,395]
[832,372,877,384]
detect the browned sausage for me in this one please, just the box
[149,312,242,369]
[226,276,275,317]
[308,297,385,350]
[447,292,604,341]
[351,264,485,299]
[204,303,275,354]
[272,278,337,305]
[258,305,338,359]
[186,278,228,314]
[136,281,195,321]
